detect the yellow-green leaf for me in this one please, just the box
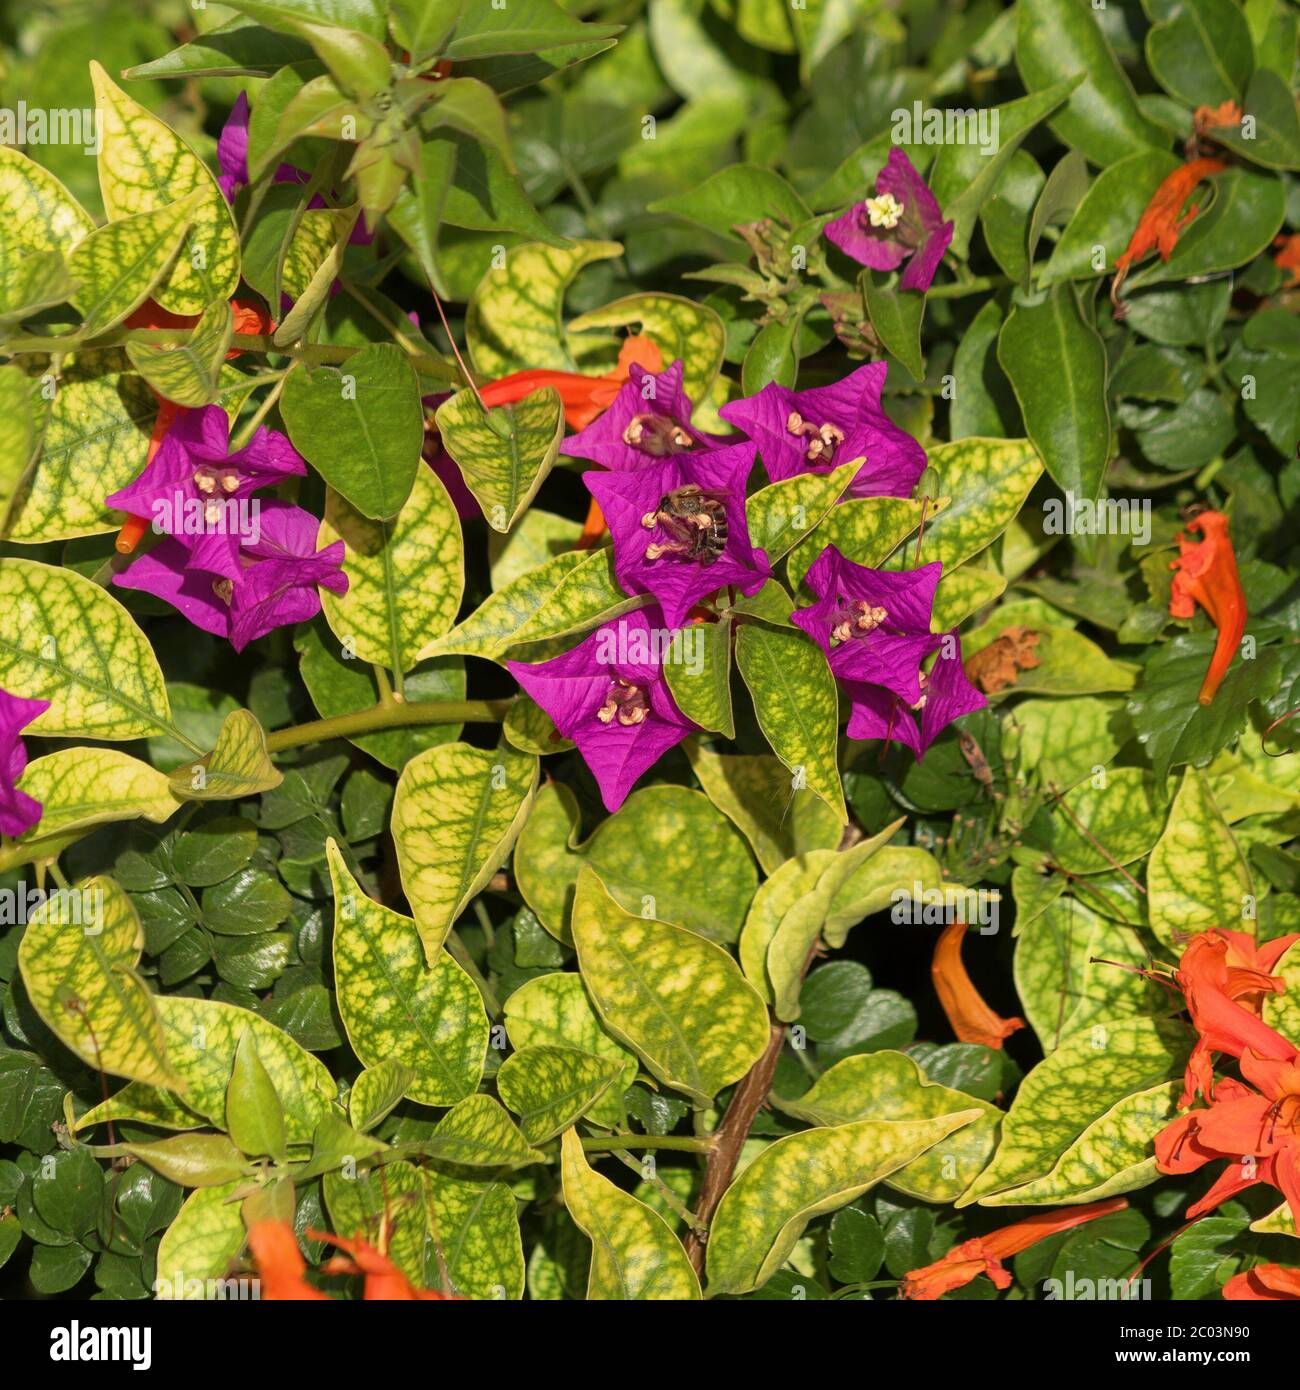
[706,1114,981,1294]
[496,1045,623,1144]
[69,190,202,337]
[324,1161,426,1283]
[772,1051,1000,1202]
[18,874,177,1088]
[349,1060,415,1133]
[503,971,636,1130]
[0,559,175,740]
[400,1093,545,1168]
[560,1128,701,1300]
[392,741,538,961]
[423,1168,526,1300]
[787,495,933,592]
[735,621,845,823]
[0,146,94,262]
[126,299,233,407]
[90,61,240,314]
[168,709,282,801]
[567,292,725,406]
[1148,766,1254,952]
[435,385,564,533]
[154,1182,247,1299]
[745,460,861,562]
[467,240,622,378]
[327,839,487,1106]
[319,468,465,675]
[570,865,769,1106]
[226,1030,287,1163]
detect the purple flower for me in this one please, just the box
[106,405,307,579]
[584,440,770,629]
[506,608,699,812]
[791,546,943,703]
[718,361,927,499]
[0,689,50,838]
[114,501,347,653]
[824,148,954,293]
[843,632,985,757]
[563,361,713,472]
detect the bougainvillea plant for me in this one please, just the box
[0,0,1298,1313]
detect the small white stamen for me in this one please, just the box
[865,192,904,229]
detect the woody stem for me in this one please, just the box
[263,697,514,753]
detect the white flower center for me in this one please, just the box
[865,192,904,230]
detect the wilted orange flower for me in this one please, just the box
[246,1220,332,1301]
[1169,511,1247,707]
[902,1199,1129,1299]
[1193,100,1243,135]
[309,1229,463,1300]
[1222,1262,1300,1300]
[931,919,1025,1050]
[1111,159,1225,311]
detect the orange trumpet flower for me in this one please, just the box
[931,919,1025,1050]
[246,1221,332,1301]
[1168,511,1247,706]
[308,1229,463,1300]
[1222,1262,1300,1300]
[902,1199,1130,1299]
[1111,158,1224,312]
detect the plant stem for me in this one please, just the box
[445,929,501,1018]
[263,697,513,752]
[230,369,291,450]
[580,1134,716,1155]
[926,274,1011,299]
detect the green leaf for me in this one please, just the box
[391,0,463,59]
[422,1167,526,1299]
[392,741,538,960]
[746,461,859,562]
[441,0,623,58]
[958,1016,1188,1205]
[735,622,845,823]
[435,385,564,533]
[1046,767,1169,874]
[69,191,202,337]
[649,164,811,241]
[168,709,283,801]
[1146,0,1253,108]
[998,286,1109,501]
[1147,767,1254,952]
[420,547,641,663]
[327,840,487,1106]
[663,614,734,737]
[774,1051,999,1203]
[929,78,1082,258]
[117,1132,249,1189]
[18,875,177,1088]
[1015,0,1166,166]
[863,278,925,379]
[1041,153,1181,286]
[466,240,620,378]
[497,1045,623,1144]
[980,151,1044,288]
[226,1030,287,1162]
[281,343,425,520]
[125,299,233,407]
[153,1182,248,1298]
[568,294,725,407]
[570,865,769,1106]
[1213,69,1300,170]
[123,17,315,79]
[0,559,175,741]
[1262,940,1300,1050]
[319,467,464,675]
[89,61,240,315]
[706,1114,980,1294]
[503,972,636,1130]
[323,1161,427,1283]
[560,1128,700,1300]
[514,782,759,946]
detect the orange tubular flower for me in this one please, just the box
[1174,928,1299,1107]
[1110,158,1225,311]
[308,1229,463,1300]
[1168,510,1247,705]
[1156,1049,1300,1221]
[1222,1263,1300,1300]
[902,1199,1130,1300]
[931,920,1025,1050]
[246,1221,332,1301]
[1274,233,1300,289]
